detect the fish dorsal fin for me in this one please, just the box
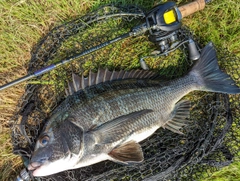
[72,73,81,91]
[65,69,158,96]
[108,141,144,164]
[164,100,191,134]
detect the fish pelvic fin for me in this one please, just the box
[189,43,240,94]
[108,141,144,164]
[164,100,191,134]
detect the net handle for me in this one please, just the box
[178,0,206,18]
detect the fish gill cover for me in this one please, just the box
[10,4,240,181]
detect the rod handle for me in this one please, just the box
[178,0,206,18]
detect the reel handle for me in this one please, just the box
[178,0,206,18]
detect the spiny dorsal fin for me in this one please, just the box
[65,81,75,96]
[81,74,88,89]
[164,100,191,134]
[66,69,158,95]
[72,73,81,91]
[108,141,144,164]
[88,70,95,87]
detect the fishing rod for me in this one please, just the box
[1,0,209,92]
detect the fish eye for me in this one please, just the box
[39,135,49,146]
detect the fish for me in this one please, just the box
[28,43,240,177]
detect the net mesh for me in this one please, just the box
[10,4,239,181]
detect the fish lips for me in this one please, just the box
[28,155,76,176]
[28,157,49,175]
[28,162,51,177]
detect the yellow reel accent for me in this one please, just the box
[163,10,176,24]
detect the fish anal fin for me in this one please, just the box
[108,141,144,164]
[165,100,191,134]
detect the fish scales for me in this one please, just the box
[64,76,195,128]
[28,44,240,177]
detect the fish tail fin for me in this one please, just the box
[189,43,240,94]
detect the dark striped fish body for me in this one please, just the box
[60,77,192,131]
[28,44,240,176]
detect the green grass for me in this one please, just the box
[203,161,240,181]
[0,0,239,180]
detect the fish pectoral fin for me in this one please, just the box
[88,124,98,131]
[92,109,153,144]
[108,141,144,164]
[165,100,191,134]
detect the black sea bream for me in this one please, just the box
[28,43,240,176]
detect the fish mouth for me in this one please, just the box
[27,158,73,177]
[28,161,50,177]
[28,162,42,171]
[28,158,49,176]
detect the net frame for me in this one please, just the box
[10,4,239,181]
